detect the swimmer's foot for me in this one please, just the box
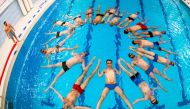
[44,87,50,93]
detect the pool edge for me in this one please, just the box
[0,0,55,108]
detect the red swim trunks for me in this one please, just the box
[137,23,148,30]
[72,84,84,94]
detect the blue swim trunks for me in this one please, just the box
[153,42,162,51]
[145,63,154,75]
[153,54,158,62]
[130,72,144,86]
[105,83,118,90]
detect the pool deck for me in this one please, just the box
[0,0,55,108]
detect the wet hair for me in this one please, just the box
[3,21,7,25]
[40,49,46,54]
[162,31,166,34]
[53,21,56,24]
[106,59,112,63]
[124,29,129,34]
[170,61,175,66]
[151,99,158,105]
[136,11,140,14]
[82,52,89,57]
[128,53,135,59]
[132,40,137,45]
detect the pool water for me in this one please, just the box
[6,0,190,109]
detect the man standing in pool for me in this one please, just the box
[118,58,159,105]
[50,57,101,109]
[96,59,133,109]
[41,51,89,92]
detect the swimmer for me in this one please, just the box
[41,51,89,92]
[66,13,84,27]
[44,27,75,45]
[85,6,93,23]
[135,30,166,41]
[124,21,158,37]
[118,11,141,27]
[93,5,108,25]
[118,58,159,105]
[110,9,126,26]
[128,52,170,92]
[40,38,78,64]
[129,46,175,73]
[131,39,177,55]
[50,57,100,109]
[101,7,118,23]
[96,59,133,109]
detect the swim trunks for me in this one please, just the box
[137,22,148,30]
[73,84,84,94]
[62,61,70,72]
[148,31,154,37]
[56,31,60,38]
[104,83,118,90]
[128,17,135,21]
[145,63,154,75]
[130,72,144,86]
[153,54,159,62]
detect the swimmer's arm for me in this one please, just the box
[10,25,15,31]
[45,54,50,65]
[82,59,86,70]
[163,65,170,73]
[98,70,104,77]
[152,87,161,91]
[132,98,146,105]
[71,51,78,56]
[115,68,121,75]
[50,87,65,103]
[72,106,91,109]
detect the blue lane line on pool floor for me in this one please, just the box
[138,1,165,109]
[79,0,96,107]
[111,0,126,109]
[41,1,73,108]
[139,0,145,20]
[158,0,190,107]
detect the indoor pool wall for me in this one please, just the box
[6,0,190,109]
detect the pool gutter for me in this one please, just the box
[0,0,55,108]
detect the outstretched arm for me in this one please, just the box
[73,106,91,109]
[50,87,65,103]
[82,59,86,70]
[132,98,146,105]
[45,54,50,65]
[98,69,104,77]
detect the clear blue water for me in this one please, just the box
[6,0,190,109]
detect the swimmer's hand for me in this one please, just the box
[129,46,135,51]
[74,45,78,49]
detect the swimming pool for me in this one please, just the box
[6,0,190,109]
